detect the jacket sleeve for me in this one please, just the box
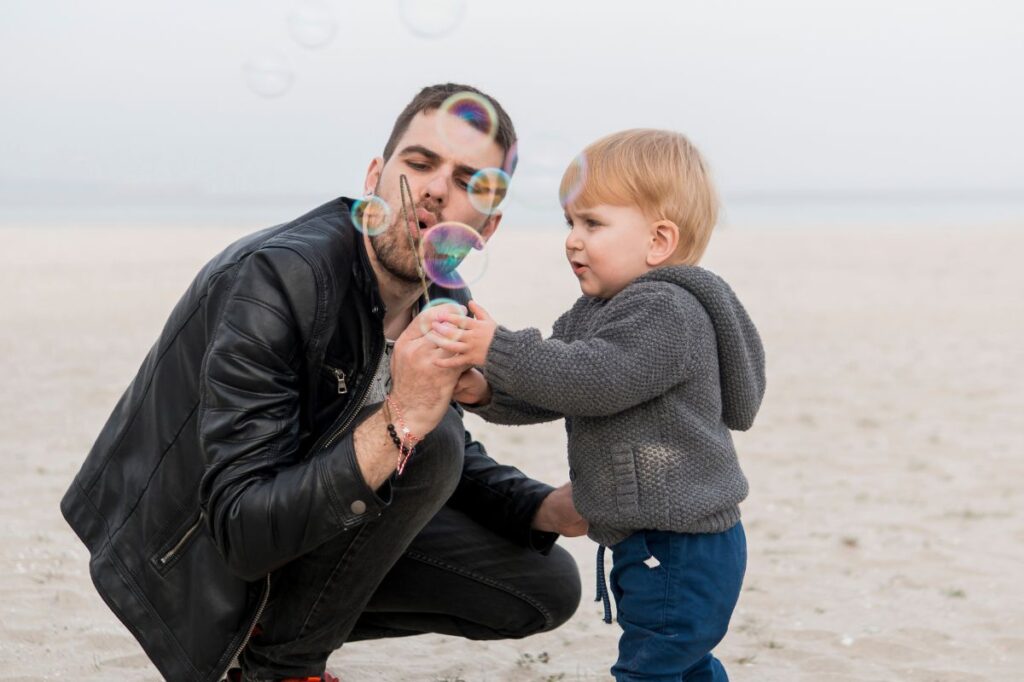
[483,285,695,417]
[197,247,390,582]
[445,406,559,554]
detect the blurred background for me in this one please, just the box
[2,3,1023,680]
[2,0,1023,229]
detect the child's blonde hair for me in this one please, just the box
[559,129,719,265]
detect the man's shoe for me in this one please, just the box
[225,668,340,682]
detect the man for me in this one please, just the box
[61,83,584,682]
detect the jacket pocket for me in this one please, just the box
[610,445,641,520]
[151,510,204,574]
[320,361,350,396]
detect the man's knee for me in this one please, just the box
[498,544,582,639]
[534,544,582,633]
[404,406,463,498]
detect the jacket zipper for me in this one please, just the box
[218,575,270,682]
[214,348,381,679]
[158,513,203,566]
[331,367,348,395]
[157,513,270,681]
[318,342,383,453]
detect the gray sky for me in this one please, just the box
[2,0,1023,226]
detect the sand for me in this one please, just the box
[1,219,1021,681]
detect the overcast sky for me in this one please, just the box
[2,0,1023,225]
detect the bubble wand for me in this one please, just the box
[398,173,432,306]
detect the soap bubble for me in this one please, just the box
[467,168,510,216]
[288,0,338,49]
[350,195,393,236]
[419,222,488,289]
[242,51,294,98]
[509,134,586,210]
[558,152,588,207]
[399,0,467,38]
[436,91,498,155]
[418,297,468,338]
[502,140,519,176]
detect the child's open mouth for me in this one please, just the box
[570,261,588,276]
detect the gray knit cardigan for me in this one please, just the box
[469,265,766,546]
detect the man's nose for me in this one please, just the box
[421,171,449,206]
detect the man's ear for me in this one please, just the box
[363,156,384,195]
[647,219,680,266]
[479,211,503,245]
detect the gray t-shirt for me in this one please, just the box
[365,339,395,406]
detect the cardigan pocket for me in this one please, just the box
[610,445,641,520]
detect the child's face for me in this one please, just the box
[564,203,655,299]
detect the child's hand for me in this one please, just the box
[430,300,498,370]
[453,368,492,406]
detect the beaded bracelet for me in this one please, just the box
[384,394,420,475]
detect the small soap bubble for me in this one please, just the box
[436,91,498,155]
[350,195,393,236]
[288,0,338,49]
[242,51,294,98]
[502,140,519,176]
[399,0,467,38]
[559,152,588,207]
[467,168,510,216]
[418,297,468,338]
[509,134,585,211]
[419,222,488,290]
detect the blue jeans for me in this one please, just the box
[609,524,746,681]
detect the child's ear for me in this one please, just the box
[647,220,680,266]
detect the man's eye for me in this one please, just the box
[407,161,428,171]
[456,178,470,190]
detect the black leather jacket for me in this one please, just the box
[60,198,557,682]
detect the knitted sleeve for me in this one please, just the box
[464,301,585,425]
[483,285,695,417]
[464,386,563,425]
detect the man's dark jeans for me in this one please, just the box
[240,407,582,680]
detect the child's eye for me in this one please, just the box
[586,219,600,228]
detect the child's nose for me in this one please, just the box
[565,227,583,250]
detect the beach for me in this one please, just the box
[1,220,1021,681]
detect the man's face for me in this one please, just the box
[364,109,506,283]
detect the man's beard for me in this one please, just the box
[369,226,422,284]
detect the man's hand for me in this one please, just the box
[454,368,492,406]
[532,482,588,537]
[353,303,466,489]
[389,302,467,436]
[429,300,498,371]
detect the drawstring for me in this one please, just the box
[594,544,612,624]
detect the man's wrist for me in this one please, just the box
[387,401,434,439]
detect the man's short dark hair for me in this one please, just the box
[383,83,518,174]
